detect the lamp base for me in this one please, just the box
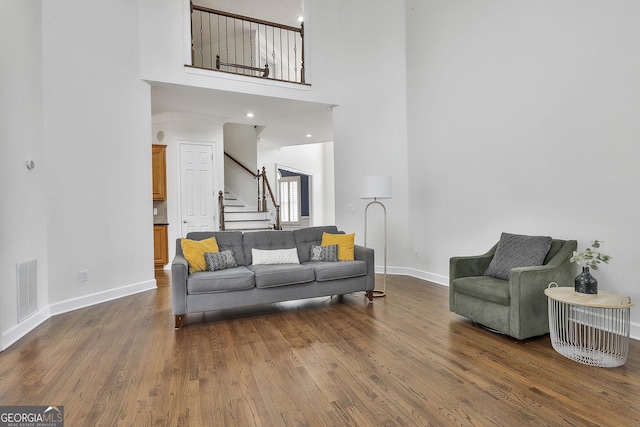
[372,290,386,298]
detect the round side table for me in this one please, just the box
[544,285,634,368]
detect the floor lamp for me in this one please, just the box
[362,175,392,297]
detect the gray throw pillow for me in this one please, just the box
[484,233,552,280]
[205,250,237,271]
[310,244,339,262]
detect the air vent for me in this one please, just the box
[17,258,37,323]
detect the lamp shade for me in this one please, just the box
[361,175,392,199]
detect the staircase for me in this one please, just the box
[220,154,281,231]
[221,191,273,232]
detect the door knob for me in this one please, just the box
[183,220,189,224]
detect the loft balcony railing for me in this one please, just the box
[190,2,306,85]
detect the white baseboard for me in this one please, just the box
[2,279,156,351]
[374,264,448,287]
[377,264,640,342]
[632,323,640,342]
[49,279,157,316]
[2,307,52,351]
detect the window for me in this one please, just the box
[279,176,300,224]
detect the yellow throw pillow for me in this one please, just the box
[321,232,355,261]
[181,237,219,273]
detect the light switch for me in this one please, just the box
[154,208,158,215]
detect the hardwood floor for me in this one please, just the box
[1,272,638,426]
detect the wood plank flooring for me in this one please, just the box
[1,272,638,426]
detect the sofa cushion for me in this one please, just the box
[293,225,339,263]
[321,232,355,261]
[184,231,247,266]
[252,248,300,265]
[249,264,315,288]
[544,239,563,264]
[243,230,296,265]
[187,266,255,294]
[451,276,510,306]
[484,232,552,280]
[181,237,219,274]
[205,250,237,271]
[310,244,338,262]
[309,260,367,282]
[214,231,247,266]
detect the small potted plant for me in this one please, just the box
[570,240,612,294]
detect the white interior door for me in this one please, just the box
[179,143,216,236]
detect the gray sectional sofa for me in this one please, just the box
[171,225,375,329]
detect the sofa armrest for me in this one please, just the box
[355,245,375,291]
[449,243,498,283]
[171,253,189,317]
[508,239,577,339]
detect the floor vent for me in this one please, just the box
[17,258,37,323]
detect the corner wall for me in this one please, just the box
[0,0,49,348]
[1,0,157,350]
[41,0,155,307]
[224,123,260,208]
[311,0,411,265]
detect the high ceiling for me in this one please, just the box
[151,1,332,147]
[151,83,334,146]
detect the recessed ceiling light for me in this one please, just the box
[246,112,255,118]
[306,134,312,138]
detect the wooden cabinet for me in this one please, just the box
[152,144,167,200]
[154,224,169,268]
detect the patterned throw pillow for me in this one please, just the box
[205,250,237,271]
[310,244,339,262]
[484,232,552,280]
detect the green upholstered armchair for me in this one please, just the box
[449,238,577,340]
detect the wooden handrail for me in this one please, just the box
[261,167,276,210]
[225,152,258,178]
[192,4,302,33]
[218,191,226,231]
[260,167,281,230]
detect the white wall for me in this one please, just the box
[258,141,335,226]
[224,123,259,208]
[406,0,640,330]
[1,0,157,350]
[0,0,49,348]
[41,0,154,307]
[310,0,411,267]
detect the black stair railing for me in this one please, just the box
[190,1,305,84]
